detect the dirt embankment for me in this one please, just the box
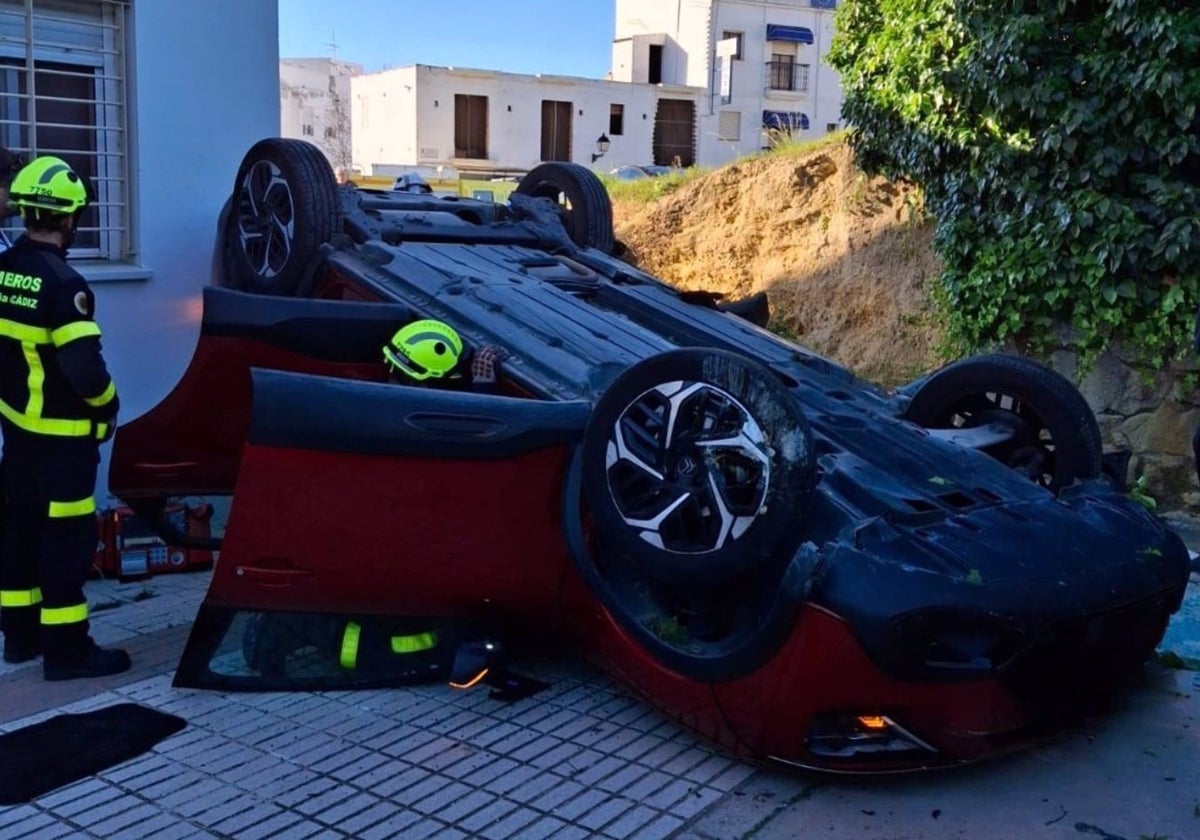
[612,142,946,385]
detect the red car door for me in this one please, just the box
[108,285,409,537]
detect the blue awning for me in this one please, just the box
[766,24,814,44]
[763,111,810,131]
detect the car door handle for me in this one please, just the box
[234,565,313,585]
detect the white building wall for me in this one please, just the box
[677,1,715,88]
[351,66,420,171]
[613,0,710,86]
[91,0,279,498]
[354,65,702,173]
[613,0,844,167]
[280,58,362,172]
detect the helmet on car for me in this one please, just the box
[8,155,91,215]
[383,319,464,381]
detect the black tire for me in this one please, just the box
[581,348,817,583]
[515,162,615,253]
[225,138,342,296]
[902,353,1102,492]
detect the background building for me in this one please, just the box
[279,57,362,175]
[612,0,843,166]
[351,65,704,176]
[0,0,280,498]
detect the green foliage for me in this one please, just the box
[1175,370,1200,402]
[829,0,1200,369]
[1156,650,1200,671]
[1129,474,1159,511]
[599,168,708,204]
[646,614,688,644]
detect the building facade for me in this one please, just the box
[280,57,362,175]
[0,0,280,498]
[612,0,843,166]
[351,65,704,176]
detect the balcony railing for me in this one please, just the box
[765,60,810,94]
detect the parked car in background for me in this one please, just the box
[609,164,674,180]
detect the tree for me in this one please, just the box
[319,66,354,174]
[828,0,1200,368]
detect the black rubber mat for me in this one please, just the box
[0,703,186,804]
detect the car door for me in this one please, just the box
[108,285,412,540]
[173,366,589,691]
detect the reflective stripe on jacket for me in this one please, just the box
[0,236,118,437]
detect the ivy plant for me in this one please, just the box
[828,0,1200,370]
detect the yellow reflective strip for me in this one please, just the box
[340,621,361,669]
[48,496,96,518]
[84,379,116,408]
[0,396,94,437]
[50,320,101,347]
[0,318,51,344]
[94,422,108,440]
[41,603,88,625]
[22,341,45,418]
[390,632,437,655]
[0,587,42,607]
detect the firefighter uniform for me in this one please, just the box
[0,156,127,679]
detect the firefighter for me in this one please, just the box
[381,318,509,394]
[0,155,128,680]
[253,320,507,678]
[242,321,515,683]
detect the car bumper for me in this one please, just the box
[578,590,1182,773]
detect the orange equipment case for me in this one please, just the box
[93,503,215,581]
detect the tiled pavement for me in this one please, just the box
[2,541,1199,839]
[0,571,759,839]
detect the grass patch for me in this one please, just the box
[601,131,851,206]
[600,167,711,204]
[646,614,689,645]
[766,317,803,344]
[742,129,852,164]
[1155,650,1200,671]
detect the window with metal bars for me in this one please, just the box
[767,55,811,93]
[0,0,130,261]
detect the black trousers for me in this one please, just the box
[0,425,99,660]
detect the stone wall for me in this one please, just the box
[1046,346,1200,511]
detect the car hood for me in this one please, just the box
[807,477,1189,631]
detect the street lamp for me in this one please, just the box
[591,133,611,163]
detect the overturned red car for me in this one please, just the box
[109,138,1191,773]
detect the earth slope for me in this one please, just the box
[612,140,946,385]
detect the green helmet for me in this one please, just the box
[383,319,464,381]
[8,155,90,214]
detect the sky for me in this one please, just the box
[278,0,617,78]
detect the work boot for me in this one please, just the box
[3,636,41,664]
[2,609,42,663]
[43,638,131,681]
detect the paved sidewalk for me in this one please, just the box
[2,573,757,840]
[0,522,1198,839]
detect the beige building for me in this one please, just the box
[279,57,363,173]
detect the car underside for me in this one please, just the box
[109,139,1191,773]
